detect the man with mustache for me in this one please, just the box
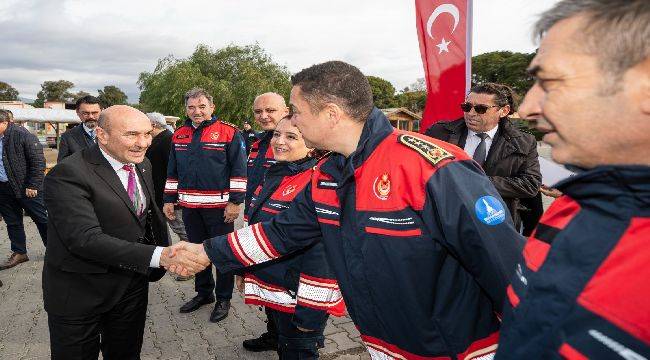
[58,95,102,162]
[163,88,247,323]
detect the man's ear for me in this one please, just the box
[499,104,511,118]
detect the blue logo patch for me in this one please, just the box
[475,196,506,226]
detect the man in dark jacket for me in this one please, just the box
[57,95,102,162]
[241,121,258,155]
[496,1,650,358]
[426,83,541,230]
[0,109,48,270]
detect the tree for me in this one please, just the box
[138,44,291,126]
[471,51,535,96]
[367,76,397,109]
[395,91,427,114]
[34,80,75,107]
[0,82,19,101]
[71,91,91,102]
[98,85,128,108]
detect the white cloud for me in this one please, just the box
[0,0,559,102]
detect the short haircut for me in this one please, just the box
[535,0,650,79]
[291,61,374,122]
[75,95,101,110]
[146,112,167,129]
[184,87,213,106]
[469,83,516,116]
[0,109,13,123]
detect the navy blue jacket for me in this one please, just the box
[1,122,45,198]
[204,109,523,359]
[244,130,276,219]
[497,166,650,359]
[164,117,247,208]
[243,156,344,330]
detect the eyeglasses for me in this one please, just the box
[460,103,499,114]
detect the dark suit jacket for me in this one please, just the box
[426,118,541,228]
[43,144,169,316]
[144,129,173,212]
[57,124,93,162]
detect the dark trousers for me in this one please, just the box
[0,181,47,254]
[182,207,234,299]
[265,306,278,338]
[47,275,148,360]
[272,309,326,360]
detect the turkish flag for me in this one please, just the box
[415,0,472,132]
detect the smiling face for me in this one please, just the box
[96,106,153,164]
[518,15,650,167]
[253,93,288,131]
[289,86,334,150]
[270,117,311,162]
[185,95,215,126]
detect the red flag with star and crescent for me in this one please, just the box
[415,0,472,132]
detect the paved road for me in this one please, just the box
[0,220,369,360]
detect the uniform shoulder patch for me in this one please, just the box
[397,134,454,166]
[220,121,240,130]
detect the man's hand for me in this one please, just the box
[25,188,38,198]
[165,241,211,275]
[160,243,209,276]
[224,202,241,223]
[163,203,176,221]
[540,185,563,198]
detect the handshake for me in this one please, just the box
[160,242,211,277]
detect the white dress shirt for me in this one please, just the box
[99,147,164,268]
[82,123,96,141]
[464,125,499,159]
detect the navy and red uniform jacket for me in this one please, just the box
[204,109,524,359]
[497,166,650,359]
[164,117,247,208]
[243,156,345,330]
[244,130,276,220]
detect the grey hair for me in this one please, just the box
[146,112,173,132]
[184,87,213,106]
[535,0,650,78]
[0,109,13,123]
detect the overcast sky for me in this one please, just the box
[0,0,560,103]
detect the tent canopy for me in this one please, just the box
[1,107,80,124]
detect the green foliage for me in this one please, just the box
[138,44,291,127]
[395,90,427,114]
[471,51,535,96]
[98,85,128,108]
[0,82,19,101]
[367,76,397,108]
[70,91,90,102]
[34,80,75,107]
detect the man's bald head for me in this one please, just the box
[96,105,153,164]
[98,105,149,132]
[253,92,289,131]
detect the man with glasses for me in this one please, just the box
[58,95,102,162]
[427,83,541,230]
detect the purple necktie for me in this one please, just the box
[122,164,143,215]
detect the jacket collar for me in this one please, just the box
[267,156,318,177]
[320,107,393,181]
[557,165,650,203]
[184,116,217,129]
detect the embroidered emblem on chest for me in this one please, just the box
[373,173,391,200]
[282,184,297,196]
[210,132,220,140]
